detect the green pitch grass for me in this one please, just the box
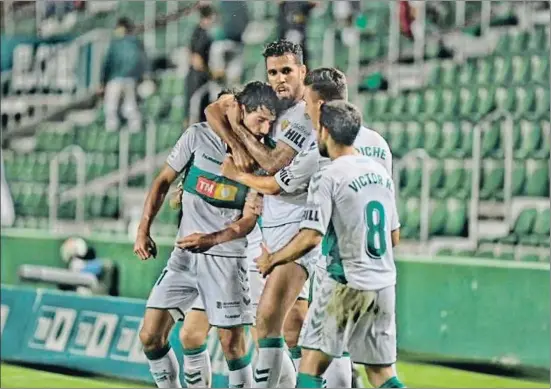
[1,362,548,388]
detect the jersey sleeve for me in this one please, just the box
[276,114,312,152]
[299,170,333,235]
[166,125,197,173]
[274,144,319,193]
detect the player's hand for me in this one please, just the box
[256,243,274,278]
[134,232,157,260]
[221,155,240,180]
[177,232,215,253]
[168,183,183,210]
[226,100,242,130]
[244,191,263,217]
[231,145,255,173]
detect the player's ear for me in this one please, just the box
[299,64,307,79]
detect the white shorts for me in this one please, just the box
[299,270,397,365]
[262,221,317,295]
[146,248,253,327]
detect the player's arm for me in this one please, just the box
[177,191,263,252]
[221,156,281,195]
[257,171,332,276]
[390,181,401,247]
[232,123,298,175]
[134,127,197,259]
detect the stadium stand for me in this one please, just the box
[1,1,549,262]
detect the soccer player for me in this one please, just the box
[256,101,406,388]
[205,40,316,387]
[133,81,279,388]
[221,67,392,387]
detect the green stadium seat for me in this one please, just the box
[405,121,424,150]
[533,209,550,246]
[401,197,420,239]
[399,162,422,197]
[440,89,459,118]
[530,55,549,83]
[423,121,442,157]
[387,122,407,157]
[524,159,549,197]
[440,62,459,86]
[501,208,537,244]
[103,188,119,218]
[423,89,442,116]
[511,163,526,197]
[492,56,512,85]
[435,160,470,200]
[479,159,504,200]
[429,161,445,196]
[458,121,474,158]
[406,91,424,116]
[130,132,146,157]
[429,200,447,236]
[438,122,461,158]
[527,26,548,51]
[458,60,476,85]
[85,195,104,219]
[480,120,501,158]
[533,87,550,118]
[533,120,550,159]
[514,120,542,159]
[511,55,530,84]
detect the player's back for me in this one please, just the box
[324,155,399,291]
[354,126,392,174]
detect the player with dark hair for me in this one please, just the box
[256,101,405,388]
[133,81,278,388]
[204,39,316,388]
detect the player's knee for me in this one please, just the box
[180,324,208,349]
[218,328,246,359]
[139,327,167,352]
[365,365,394,388]
[255,307,275,338]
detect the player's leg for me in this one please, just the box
[180,304,212,388]
[139,308,180,388]
[254,261,308,388]
[198,255,254,388]
[312,265,352,388]
[250,267,296,388]
[142,251,200,388]
[284,296,308,370]
[351,286,405,388]
[297,349,333,388]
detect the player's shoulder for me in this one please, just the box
[282,101,312,128]
[360,125,390,149]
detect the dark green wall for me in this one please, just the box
[1,231,549,368]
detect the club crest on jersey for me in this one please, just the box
[196,177,238,201]
[281,119,290,131]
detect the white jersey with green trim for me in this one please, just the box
[299,155,400,291]
[167,122,255,258]
[262,100,315,228]
[274,125,392,195]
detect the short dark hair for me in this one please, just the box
[304,67,348,101]
[235,81,280,116]
[198,4,214,19]
[319,100,362,146]
[116,17,134,32]
[262,40,303,65]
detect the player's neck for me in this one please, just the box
[328,145,358,161]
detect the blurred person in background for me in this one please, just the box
[277,1,317,66]
[100,17,148,133]
[209,0,249,86]
[184,4,215,123]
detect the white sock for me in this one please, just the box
[146,344,182,388]
[324,355,352,388]
[277,351,297,387]
[183,344,211,388]
[227,354,253,388]
[253,337,285,388]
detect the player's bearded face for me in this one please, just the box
[241,105,275,138]
[317,126,329,158]
[266,54,306,108]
